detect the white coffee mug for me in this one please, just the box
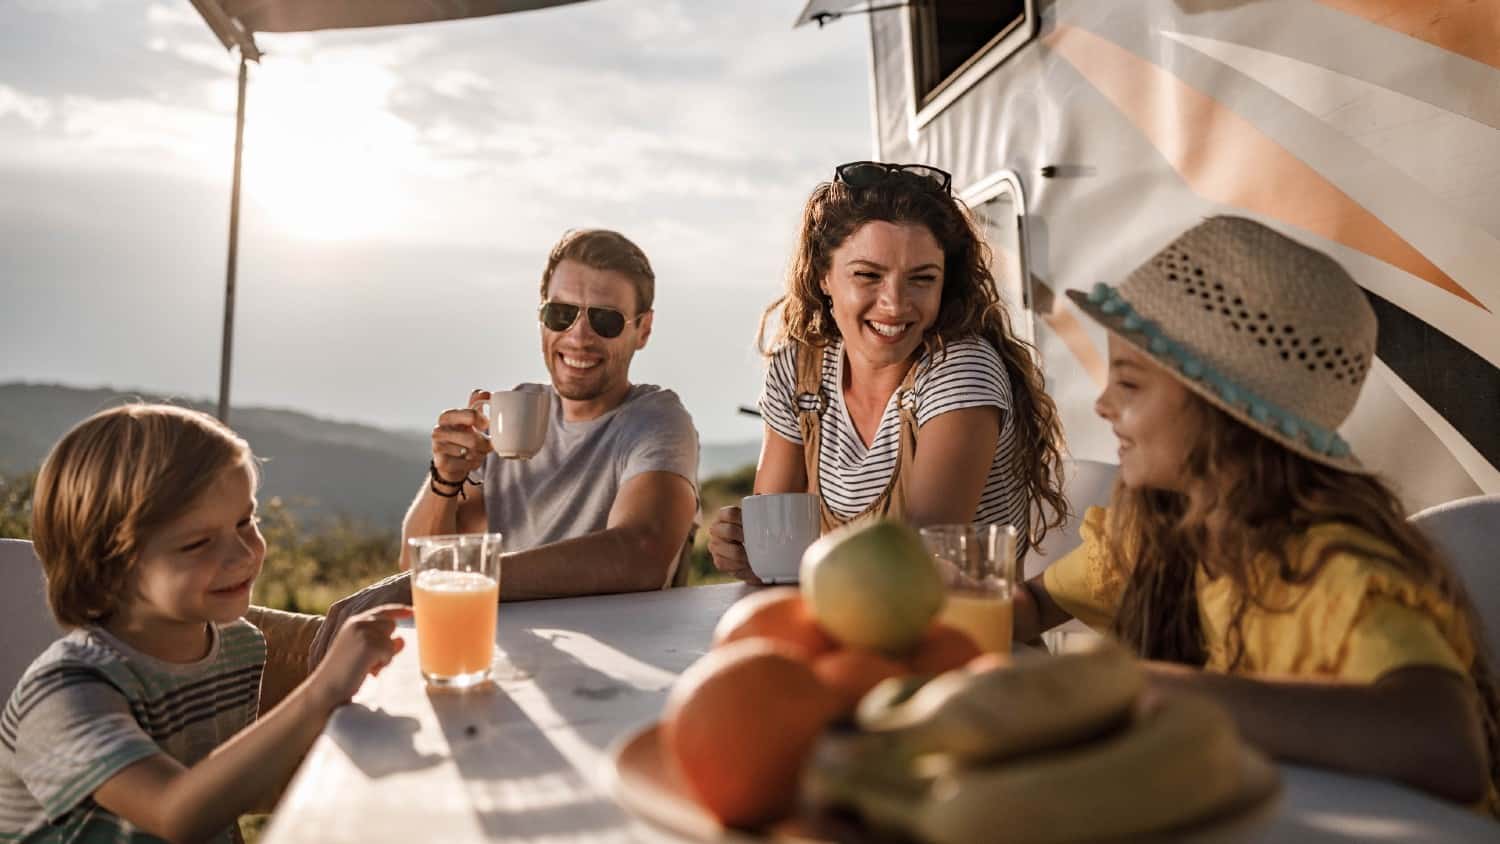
[487,388,550,459]
[741,493,821,584]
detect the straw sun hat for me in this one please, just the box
[1067,216,1377,474]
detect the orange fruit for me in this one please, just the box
[713,587,835,660]
[906,623,984,675]
[662,639,839,827]
[812,647,909,719]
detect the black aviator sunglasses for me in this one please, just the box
[538,300,643,339]
[834,160,953,194]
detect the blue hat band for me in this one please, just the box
[1088,282,1351,460]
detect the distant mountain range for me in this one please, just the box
[0,383,758,528]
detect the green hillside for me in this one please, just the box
[0,383,759,609]
[0,382,434,528]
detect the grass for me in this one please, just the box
[682,462,756,586]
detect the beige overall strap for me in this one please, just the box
[801,345,924,532]
[878,361,923,521]
[792,343,840,532]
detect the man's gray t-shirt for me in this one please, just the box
[481,383,699,557]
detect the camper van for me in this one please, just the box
[798,0,1499,511]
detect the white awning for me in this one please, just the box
[190,0,596,59]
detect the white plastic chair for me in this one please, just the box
[1,539,61,697]
[1024,458,1120,580]
[1024,459,1118,653]
[1409,494,1500,661]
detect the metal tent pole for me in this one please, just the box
[217,52,248,424]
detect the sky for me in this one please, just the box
[0,0,873,444]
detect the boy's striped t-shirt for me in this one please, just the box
[0,620,265,843]
[758,336,1029,545]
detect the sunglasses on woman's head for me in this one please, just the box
[834,161,953,194]
[537,300,638,339]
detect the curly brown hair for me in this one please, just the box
[31,404,253,627]
[1106,399,1499,794]
[756,176,1067,548]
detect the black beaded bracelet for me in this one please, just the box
[428,479,462,498]
[428,459,464,488]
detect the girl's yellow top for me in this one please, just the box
[1043,506,1495,813]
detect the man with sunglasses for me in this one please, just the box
[307,231,699,661]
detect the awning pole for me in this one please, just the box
[218,52,248,424]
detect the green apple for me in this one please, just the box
[800,519,944,655]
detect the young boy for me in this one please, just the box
[1,404,407,842]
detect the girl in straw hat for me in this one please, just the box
[1014,216,1497,811]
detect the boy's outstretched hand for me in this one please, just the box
[307,605,410,712]
[308,571,413,671]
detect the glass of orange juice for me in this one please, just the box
[919,524,1017,654]
[407,532,502,688]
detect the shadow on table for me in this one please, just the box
[327,704,444,779]
[427,680,629,838]
[404,584,752,837]
[502,583,754,685]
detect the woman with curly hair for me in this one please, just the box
[708,161,1067,579]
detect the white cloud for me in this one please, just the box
[725,24,866,79]
[16,0,107,13]
[145,2,201,28]
[55,92,226,165]
[431,70,494,99]
[2,1,867,248]
[0,85,52,127]
[621,1,697,42]
[255,32,438,67]
[165,40,239,72]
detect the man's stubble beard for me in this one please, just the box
[549,362,618,403]
[553,380,607,402]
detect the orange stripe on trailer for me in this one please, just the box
[1043,24,1489,313]
[1315,0,1500,73]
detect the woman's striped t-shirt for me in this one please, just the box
[758,336,1027,537]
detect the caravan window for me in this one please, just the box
[910,0,1034,126]
[968,171,1033,345]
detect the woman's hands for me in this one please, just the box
[430,389,493,484]
[707,505,764,585]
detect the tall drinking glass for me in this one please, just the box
[407,532,502,688]
[920,523,1017,654]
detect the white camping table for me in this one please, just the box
[262,583,1498,843]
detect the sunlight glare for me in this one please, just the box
[243,54,415,241]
